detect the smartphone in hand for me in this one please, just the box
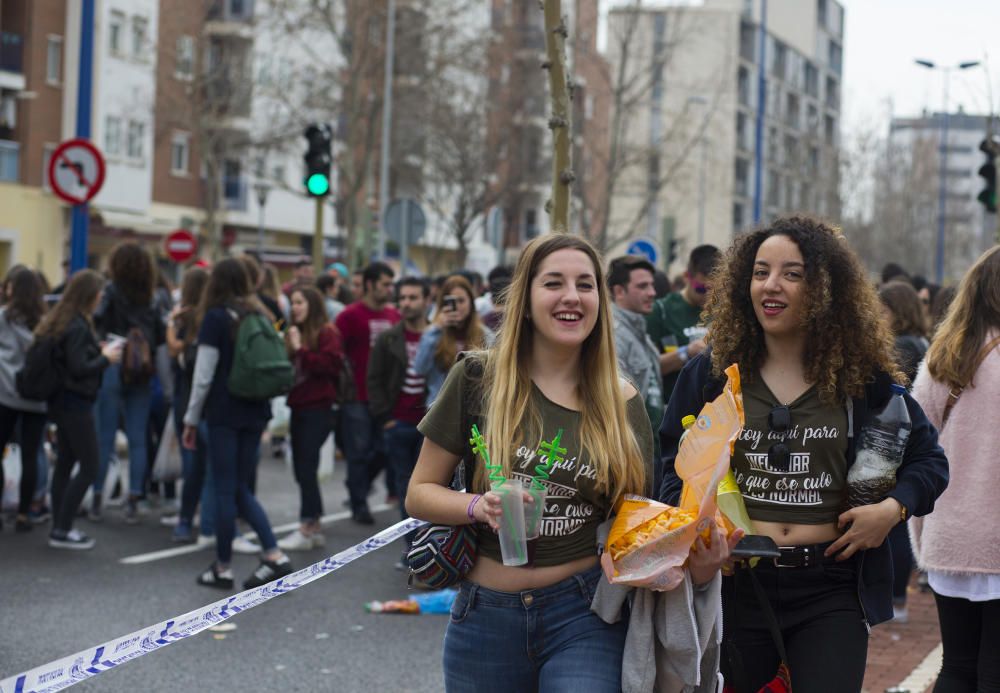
[443,296,458,313]
[730,535,781,560]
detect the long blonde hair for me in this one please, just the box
[926,245,1000,390]
[473,235,647,503]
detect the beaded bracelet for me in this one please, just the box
[466,494,483,521]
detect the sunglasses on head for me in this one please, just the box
[767,405,791,473]
[690,280,709,295]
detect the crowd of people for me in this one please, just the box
[1,218,998,691]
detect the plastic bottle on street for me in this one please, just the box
[410,589,457,614]
[846,383,911,508]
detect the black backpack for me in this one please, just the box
[16,336,63,402]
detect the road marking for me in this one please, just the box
[894,642,942,693]
[119,503,393,565]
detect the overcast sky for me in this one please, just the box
[600,0,1000,136]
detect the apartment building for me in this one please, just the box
[485,0,611,255]
[0,0,68,280]
[606,0,845,273]
[888,110,998,278]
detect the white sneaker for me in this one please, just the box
[231,534,261,554]
[277,530,316,551]
[196,534,216,548]
[159,514,180,527]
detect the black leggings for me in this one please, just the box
[722,558,869,693]
[50,406,100,533]
[933,591,1000,692]
[290,408,332,521]
[0,404,45,515]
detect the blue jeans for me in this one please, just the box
[208,423,276,564]
[94,364,152,498]
[338,402,388,512]
[384,420,422,543]
[174,411,214,535]
[443,566,625,693]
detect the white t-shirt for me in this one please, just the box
[928,570,1000,601]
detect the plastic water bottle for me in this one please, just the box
[846,384,911,508]
[411,589,457,614]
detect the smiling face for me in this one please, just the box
[290,290,309,325]
[750,234,807,340]
[614,267,656,315]
[529,248,600,352]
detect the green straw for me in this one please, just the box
[469,425,525,564]
[531,429,566,491]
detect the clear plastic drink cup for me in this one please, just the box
[524,484,547,565]
[493,478,528,567]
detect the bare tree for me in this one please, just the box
[541,0,574,234]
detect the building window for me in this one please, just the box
[739,21,754,62]
[804,61,818,97]
[828,40,842,74]
[736,111,748,150]
[826,76,839,110]
[109,11,125,55]
[46,36,63,85]
[735,158,749,197]
[733,202,744,233]
[171,132,190,175]
[104,116,122,156]
[272,164,285,184]
[132,16,148,58]
[738,66,750,106]
[817,0,827,27]
[785,92,800,130]
[824,115,836,146]
[524,209,539,240]
[809,146,820,171]
[176,35,194,78]
[767,169,780,206]
[126,120,144,160]
[0,140,18,182]
[772,41,787,80]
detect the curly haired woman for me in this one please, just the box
[659,216,949,692]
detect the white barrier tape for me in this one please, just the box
[0,518,427,693]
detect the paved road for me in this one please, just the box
[1,450,447,692]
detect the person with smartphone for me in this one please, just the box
[413,275,495,407]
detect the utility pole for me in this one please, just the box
[376,0,396,260]
[69,0,95,272]
[254,181,271,258]
[751,0,767,225]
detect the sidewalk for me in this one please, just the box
[862,581,941,693]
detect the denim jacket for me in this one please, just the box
[658,350,949,626]
[413,324,495,406]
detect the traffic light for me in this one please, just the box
[977,137,998,213]
[667,239,678,265]
[303,123,332,197]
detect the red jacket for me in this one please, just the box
[287,325,343,410]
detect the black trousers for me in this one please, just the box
[289,407,332,521]
[722,555,869,693]
[50,405,99,533]
[933,591,1000,692]
[0,404,45,515]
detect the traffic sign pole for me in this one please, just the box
[70,0,96,273]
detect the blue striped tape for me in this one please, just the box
[0,517,427,693]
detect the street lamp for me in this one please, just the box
[254,181,271,258]
[914,58,981,283]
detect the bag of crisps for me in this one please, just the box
[600,364,745,591]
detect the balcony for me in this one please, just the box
[0,31,26,91]
[205,0,254,39]
[0,140,19,182]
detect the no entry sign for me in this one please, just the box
[165,229,197,263]
[47,138,106,205]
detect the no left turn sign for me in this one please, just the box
[47,138,106,205]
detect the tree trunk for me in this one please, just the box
[542,0,573,234]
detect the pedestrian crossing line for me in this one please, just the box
[118,503,393,565]
[894,642,943,693]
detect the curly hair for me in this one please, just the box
[705,215,903,404]
[108,241,155,306]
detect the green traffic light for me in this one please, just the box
[306,173,330,196]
